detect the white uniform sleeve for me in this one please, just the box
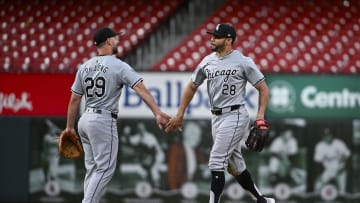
[191,63,207,86]
[191,54,214,86]
[118,62,143,88]
[336,139,351,158]
[314,143,324,162]
[243,57,265,86]
[71,67,84,96]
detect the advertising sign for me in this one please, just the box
[116,72,260,120]
[0,73,260,119]
[0,73,74,116]
[2,73,358,119]
[266,75,360,118]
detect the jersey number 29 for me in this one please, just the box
[85,77,105,97]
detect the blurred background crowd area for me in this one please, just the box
[1,0,359,74]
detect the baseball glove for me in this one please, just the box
[58,130,83,159]
[245,119,270,152]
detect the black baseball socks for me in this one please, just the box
[210,170,225,203]
[235,169,262,199]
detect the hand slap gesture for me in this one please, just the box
[165,115,183,133]
[156,111,171,130]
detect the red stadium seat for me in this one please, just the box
[0,57,11,72]
[1,0,359,74]
[1,0,185,73]
[151,0,360,74]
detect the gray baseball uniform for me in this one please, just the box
[191,50,265,173]
[71,55,142,203]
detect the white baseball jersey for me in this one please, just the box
[191,50,264,108]
[71,55,142,113]
[314,138,350,171]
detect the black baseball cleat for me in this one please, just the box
[257,196,275,203]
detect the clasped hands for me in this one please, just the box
[156,112,183,133]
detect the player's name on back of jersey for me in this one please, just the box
[84,64,109,74]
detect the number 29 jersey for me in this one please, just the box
[71,55,142,113]
[191,50,265,109]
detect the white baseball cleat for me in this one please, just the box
[257,196,275,203]
[265,197,275,203]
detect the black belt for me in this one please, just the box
[86,108,118,119]
[211,105,241,115]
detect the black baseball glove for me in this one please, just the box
[245,119,270,152]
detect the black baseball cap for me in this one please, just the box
[206,23,236,41]
[93,27,122,46]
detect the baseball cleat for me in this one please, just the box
[257,196,275,203]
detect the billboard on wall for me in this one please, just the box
[0,73,74,116]
[0,73,261,120]
[266,75,360,119]
[114,72,260,120]
[1,73,359,119]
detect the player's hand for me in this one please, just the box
[63,127,76,136]
[156,111,171,130]
[165,116,183,133]
[56,127,76,142]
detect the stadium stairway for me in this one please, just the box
[124,0,226,71]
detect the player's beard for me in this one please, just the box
[211,41,225,52]
[112,46,118,54]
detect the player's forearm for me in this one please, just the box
[257,94,268,119]
[66,93,81,129]
[134,82,162,116]
[142,93,162,116]
[256,81,269,119]
[176,82,197,118]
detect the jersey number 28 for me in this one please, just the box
[222,84,236,95]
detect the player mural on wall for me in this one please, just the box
[313,127,351,200]
[268,129,299,183]
[127,122,166,187]
[113,121,170,199]
[167,120,210,196]
[42,119,63,189]
[257,122,307,201]
[29,119,80,200]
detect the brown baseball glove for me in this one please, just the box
[58,130,83,159]
[245,119,270,152]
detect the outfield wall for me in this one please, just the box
[0,73,359,203]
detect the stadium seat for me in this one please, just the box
[151,0,360,74]
[1,0,185,73]
[1,0,359,74]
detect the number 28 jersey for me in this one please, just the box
[191,50,265,109]
[71,55,142,113]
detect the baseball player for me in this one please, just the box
[314,127,350,193]
[165,23,274,203]
[268,129,299,183]
[63,27,170,203]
